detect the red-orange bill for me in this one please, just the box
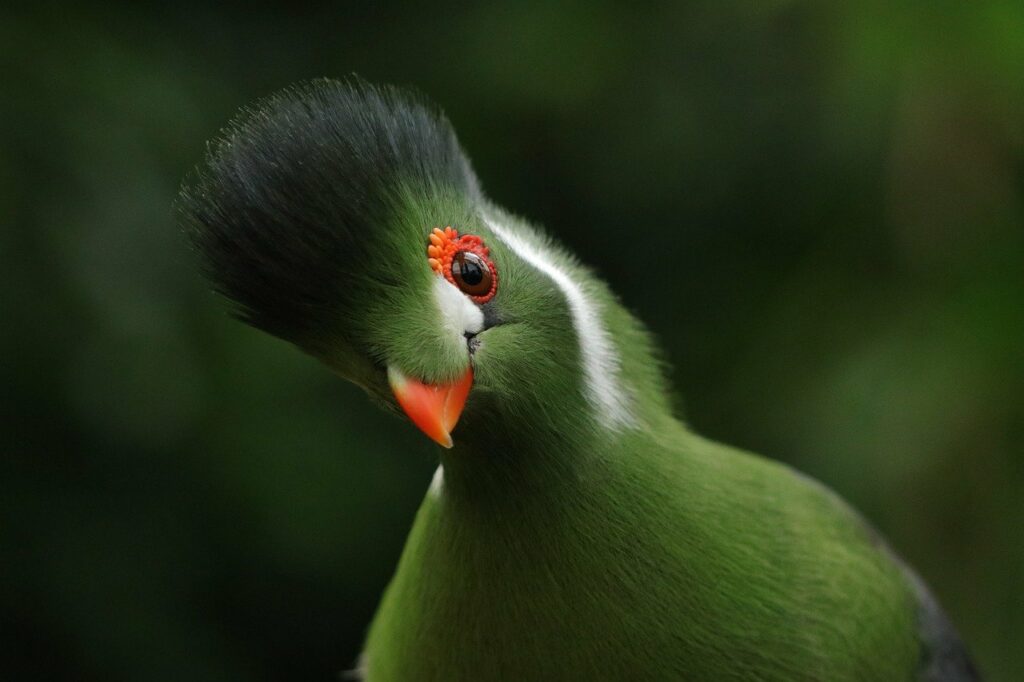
[387,365,473,448]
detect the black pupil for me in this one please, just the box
[454,254,484,285]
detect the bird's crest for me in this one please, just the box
[178,78,479,347]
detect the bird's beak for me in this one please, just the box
[387,365,473,448]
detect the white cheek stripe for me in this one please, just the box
[482,215,634,430]
[432,275,484,345]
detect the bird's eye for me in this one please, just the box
[427,226,499,303]
[452,251,492,296]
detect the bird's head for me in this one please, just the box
[180,80,668,460]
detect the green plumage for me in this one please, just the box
[368,429,920,680]
[179,79,977,681]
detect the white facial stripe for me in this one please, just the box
[432,275,484,345]
[482,215,635,430]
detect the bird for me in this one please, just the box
[178,79,980,681]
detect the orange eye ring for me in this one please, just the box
[426,226,498,303]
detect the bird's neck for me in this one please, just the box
[439,434,595,508]
[436,407,677,511]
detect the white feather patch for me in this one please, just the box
[428,465,444,498]
[432,275,484,345]
[482,214,635,430]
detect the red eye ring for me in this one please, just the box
[426,227,498,303]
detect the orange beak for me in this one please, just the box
[387,365,473,448]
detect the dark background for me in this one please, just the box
[3,2,1022,680]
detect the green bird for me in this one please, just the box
[179,80,979,681]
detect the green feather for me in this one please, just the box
[367,429,920,680]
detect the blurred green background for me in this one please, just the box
[3,2,1022,680]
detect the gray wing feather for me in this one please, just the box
[900,563,981,682]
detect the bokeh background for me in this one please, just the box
[3,2,1022,680]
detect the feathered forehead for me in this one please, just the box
[178,79,480,346]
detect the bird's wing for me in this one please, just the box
[898,559,982,681]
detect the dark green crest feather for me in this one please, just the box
[179,79,479,347]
